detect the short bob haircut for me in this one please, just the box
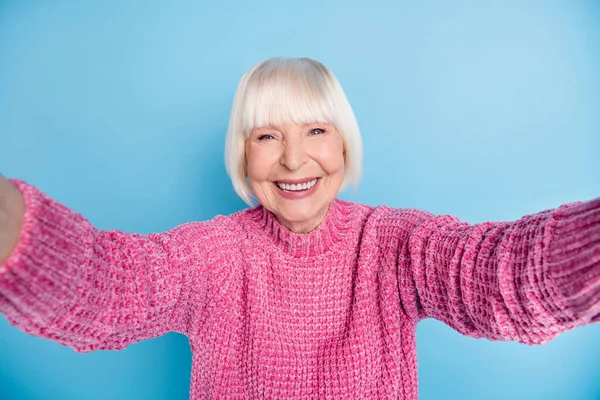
[225,57,363,206]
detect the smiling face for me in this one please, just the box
[245,121,345,233]
[225,58,363,226]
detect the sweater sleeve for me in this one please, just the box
[0,179,208,353]
[396,197,600,345]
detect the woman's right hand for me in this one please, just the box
[0,174,25,267]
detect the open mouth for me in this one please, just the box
[275,178,319,192]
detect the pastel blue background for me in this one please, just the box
[1,1,599,399]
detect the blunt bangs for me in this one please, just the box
[240,59,341,135]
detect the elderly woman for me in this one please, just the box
[0,57,598,399]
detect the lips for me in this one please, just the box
[276,178,318,192]
[275,177,320,185]
[273,178,321,200]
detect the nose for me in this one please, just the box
[280,139,308,171]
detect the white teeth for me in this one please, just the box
[277,179,318,192]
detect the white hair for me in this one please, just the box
[224,57,363,206]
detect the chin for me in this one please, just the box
[278,207,314,223]
[279,200,328,222]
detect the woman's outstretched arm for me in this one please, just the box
[0,177,213,353]
[391,198,599,345]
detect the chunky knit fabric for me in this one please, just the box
[1,179,599,399]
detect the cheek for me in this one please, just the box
[316,141,345,174]
[246,146,277,181]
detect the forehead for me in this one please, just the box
[252,121,334,132]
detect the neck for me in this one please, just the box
[276,203,331,234]
[251,198,353,258]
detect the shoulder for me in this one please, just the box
[355,203,441,246]
[372,205,435,227]
[342,200,434,227]
[165,208,255,256]
[321,199,437,242]
[335,199,374,222]
[314,199,439,235]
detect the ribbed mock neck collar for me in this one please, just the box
[250,199,354,258]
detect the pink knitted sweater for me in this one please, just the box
[1,179,599,399]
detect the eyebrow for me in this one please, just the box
[255,122,331,131]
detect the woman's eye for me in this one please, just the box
[258,134,276,141]
[309,128,325,136]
